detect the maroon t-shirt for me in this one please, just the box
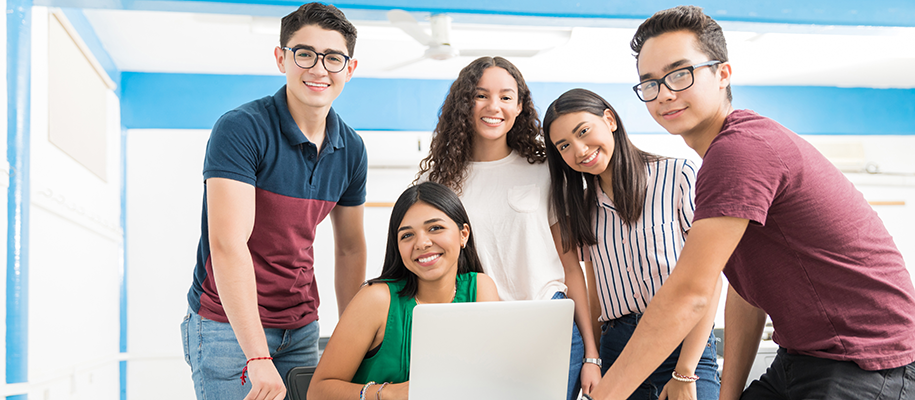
[694,109,915,371]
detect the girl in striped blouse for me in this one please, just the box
[543,88,721,400]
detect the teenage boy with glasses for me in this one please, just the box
[182,3,367,400]
[585,5,915,400]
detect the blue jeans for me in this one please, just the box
[181,307,320,400]
[742,348,915,400]
[553,291,585,400]
[600,313,720,400]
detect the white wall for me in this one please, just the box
[124,129,421,400]
[124,125,915,399]
[18,7,123,400]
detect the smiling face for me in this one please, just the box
[397,201,470,284]
[471,67,522,160]
[549,110,618,177]
[636,30,731,145]
[275,24,357,116]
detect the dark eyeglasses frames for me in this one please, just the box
[633,60,722,102]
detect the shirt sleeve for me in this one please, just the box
[694,132,788,225]
[336,138,368,207]
[678,159,698,232]
[202,110,262,186]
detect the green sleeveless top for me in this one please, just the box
[351,272,478,384]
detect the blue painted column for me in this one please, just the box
[119,127,128,400]
[6,0,31,398]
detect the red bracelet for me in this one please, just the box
[240,356,274,385]
[671,370,699,383]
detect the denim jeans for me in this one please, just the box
[181,307,320,400]
[600,312,720,400]
[553,291,585,400]
[742,347,915,400]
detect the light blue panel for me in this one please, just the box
[119,126,128,400]
[60,7,120,88]
[120,72,286,129]
[733,86,915,135]
[120,73,915,136]
[333,78,451,130]
[6,0,32,395]
[120,72,453,130]
[32,0,915,27]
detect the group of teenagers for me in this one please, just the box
[181,2,915,400]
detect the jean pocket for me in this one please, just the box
[180,313,192,365]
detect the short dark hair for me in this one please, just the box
[280,2,357,56]
[366,182,485,299]
[631,5,731,102]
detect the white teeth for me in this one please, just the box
[418,254,441,264]
[582,150,598,164]
[481,117,502,124]
[305,82,329,87]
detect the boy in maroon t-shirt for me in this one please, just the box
[585,6,915,400]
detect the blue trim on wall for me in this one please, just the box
[120,73,915,136]
[60,7,120,88]
[31,0,915,28]
[6,0,32,397]
[119,126,128,400]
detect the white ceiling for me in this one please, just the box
[82,8,915,88]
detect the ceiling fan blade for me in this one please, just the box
[383,55,428,71]
[457,49,542,58]
[387,9,435,47]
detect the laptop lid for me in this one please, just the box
[409,299,574,400]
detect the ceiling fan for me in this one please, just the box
[385,9,543,70]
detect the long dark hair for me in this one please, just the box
[366,182,485,298]
[415,56,545,194]
[542,88,662,252]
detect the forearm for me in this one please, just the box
[566,264,599,358]
[210,246,270,359]
[719,285,766,400]
[331,205,367,316]
[585,262,603,352]
[334,250,367,315]
[675,275,722,375]
[311,380,408,400]
[590,279,713,399]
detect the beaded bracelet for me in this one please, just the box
[375,382,389,400]
[671,370,700,383]
[360,381,376,400]
[240,357,273,385]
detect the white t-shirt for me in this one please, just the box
[459,151,567,301]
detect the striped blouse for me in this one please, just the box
[581,158,698,321]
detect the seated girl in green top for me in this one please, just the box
[309,181,500,400]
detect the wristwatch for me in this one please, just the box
[583,357,602,367]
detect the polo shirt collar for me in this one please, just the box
[273,85,345,150]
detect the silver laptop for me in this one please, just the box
[409,299,574,400]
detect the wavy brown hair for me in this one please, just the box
[415,56,545,194]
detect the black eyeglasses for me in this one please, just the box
[633,60,722,102]
[282,47,350,73]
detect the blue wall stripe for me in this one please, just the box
[119,126,128,400]
[33,0,915,28]
[120,72,915,136]
[6,0,31,396]
[60,7,120,88]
